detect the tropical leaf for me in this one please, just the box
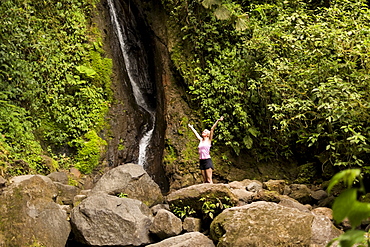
[235,14,248,31]
[214,5,231,20]
[201,0,222,9]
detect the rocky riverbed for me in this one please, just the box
[0,163,345,246]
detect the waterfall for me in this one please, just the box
[107,0,155,167]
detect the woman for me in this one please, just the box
[188,116,224,183]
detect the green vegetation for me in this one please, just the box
[117,192,128,198]
[74,130,107,174]
[200,196,233,220]
[172,203,197,220]
[171,196,234,221]
[327,169,370,247]
[0,0,112,175]
[161,0,370,173]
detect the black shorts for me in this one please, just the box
[199,158,214,170]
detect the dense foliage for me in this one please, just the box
[161,0,370,173]
[0,0,112,175]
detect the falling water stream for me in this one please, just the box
[107,0,155,167]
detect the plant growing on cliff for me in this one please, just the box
[0,0,112,175]
[74,130,107,174]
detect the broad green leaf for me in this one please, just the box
[334,229,366,247]
[347,201,370,228]
[332,188,357,224]
[248,127,259,137]
[327,169,361,194]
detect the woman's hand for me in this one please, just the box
[219,116,224,121]
[188,123,193,128]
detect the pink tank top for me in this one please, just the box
[198,142,211,160]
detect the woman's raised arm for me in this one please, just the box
[188,124,202,141]
[210,116,224,140]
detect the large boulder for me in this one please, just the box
[91,163,163,207]
[0,175,70,247]
[210,201,314,246]
[70,193,153,246]
[146,232,215,247]
[166,183,238,214]
[210,201,342,246]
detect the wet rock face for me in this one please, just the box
[99,0,168,191]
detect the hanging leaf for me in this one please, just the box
[327,169,361,194]
[248,127,259,137]
[214,6,231,20]
[235,14,248,31]
[243,135,253,149]
[201,0,222,9]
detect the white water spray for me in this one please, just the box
[107,0,155,167]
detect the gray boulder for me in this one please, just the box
[210,201,314,246]
[311,211,343,246]
[279,197,311,213]
[0,175,70,247]
[71,193,153,246]
[228,179,263,192]
[150,209,182,239]
[246,181,263,193]
[211,201,341,246]
[166,183,238,214]
[91,163,163,207]
[228,180,258,205]
[147,232,215,247]
[54,182,80,205]
[311,189,328,201]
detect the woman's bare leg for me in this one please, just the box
[201,170,207,183]
[205,168,213,183]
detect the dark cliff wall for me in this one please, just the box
[96,0,169,191]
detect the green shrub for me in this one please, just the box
[74,130,107,174]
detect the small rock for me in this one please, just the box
[47,172,69,185]
[149,209,182,240]
[183,217,202,232]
